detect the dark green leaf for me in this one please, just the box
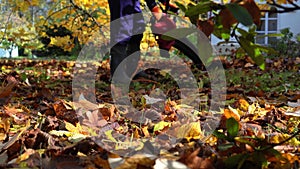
[234,137,256,149]
[224,153,249,169]
[253,44,278,54]
[226,3,253,26]
[266,148,281,157]
[237,28,255,42]
[226,117,239,139]
[252,151,268,167]
[239,37,265,70]
[213,130,227,140]
[218,143,234,151]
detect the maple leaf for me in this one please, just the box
[82,110,108,128]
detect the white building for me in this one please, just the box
[0,46,18,58]
[212,1,300,55]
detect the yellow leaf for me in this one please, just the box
[177,121,202,141]
[153,121,171,133]
[49,130,71,137]
[64,121,85,134]
[270,133,300,146]
[49,37,57,46]
[16,149,35,163]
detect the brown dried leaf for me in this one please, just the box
[0,76,18,105]
[92,154,111,169]
[74,99,99,111]
[99,104,115,121]
[0,76,17,98]
[4,106,28,124]
[53,100,78,124]
[82,110,108,128]
[178,148,215,169]
[39,87,54,101]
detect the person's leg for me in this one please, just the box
[125,34,143,78]
[108,0,144,81]
[110,43,127,79]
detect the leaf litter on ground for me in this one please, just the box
[0,57,299,168]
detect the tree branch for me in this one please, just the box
[69,0,106,41]
[43,5,73,25]
[265,0,300,13]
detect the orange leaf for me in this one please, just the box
[223,107,240,121]
[133,128,140,139]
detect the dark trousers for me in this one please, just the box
[110,34,143,80]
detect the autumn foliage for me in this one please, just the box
[0,0,300,168]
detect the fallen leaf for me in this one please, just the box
[0,118,10,141]
[0,76,18,105]
[178,148,215,169]
[141,126,150,138]
[176,121,202,141]
[154,158,188,169]
[82,110,108,128]
[116,154,155,169]
[236,98,250,112]
[285,108,300,117]
[16,148,36,163]
[223,106,240,121]
[153,121,171,134]
[4,106,28,124]
[65,121,87,135]
[99,104,115,121]
[53,100,78,124]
